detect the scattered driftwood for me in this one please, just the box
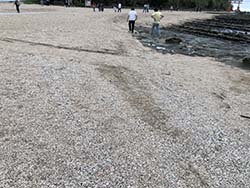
[240,115,250,119]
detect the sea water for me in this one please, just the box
[233,0,250,12]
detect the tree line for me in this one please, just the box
[94,0,232,10]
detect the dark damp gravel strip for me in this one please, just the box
[0,37,123,56]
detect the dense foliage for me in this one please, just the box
[24,0,233,10]
[97,0,232,10]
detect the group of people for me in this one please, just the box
[112,3,122,12]
[91,2,164,37]
[127,8,164,38]
[13,1,163,38]
[92,2,104,12]
[91,2,164,38]
[64,0,72,7]
[142,4,150,13]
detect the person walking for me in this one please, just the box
[146,4,150,12]
[100,3,104,12]
[113,4,117,12]
[92,2,96,12]
[143,4,147,13]
[14,0,21,13]
[67,0,72,7]
[64,0,68,7]
[118,3,122,12]
[170,5,174,11]
[151,8,164,37]
[127,8,137,33]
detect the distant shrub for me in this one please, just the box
[73,0,84,7]
[24,0,39,4]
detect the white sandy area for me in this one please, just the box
[0,4,249,187]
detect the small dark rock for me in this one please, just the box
[17,104,23,109]
[242,56,250,64]
[165,37,183,44]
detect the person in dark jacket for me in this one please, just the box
[14,0,21,13]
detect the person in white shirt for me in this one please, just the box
[118,3,122,12]
[127,8,137,33]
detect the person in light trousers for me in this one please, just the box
[151,8,164,37]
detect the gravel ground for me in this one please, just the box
[0,4,250,188]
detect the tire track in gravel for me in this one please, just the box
[0,38,123,56]
[97,64,182,137]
